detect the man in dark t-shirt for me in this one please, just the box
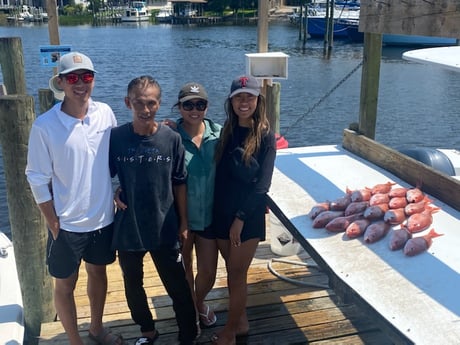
[109,75,198,345]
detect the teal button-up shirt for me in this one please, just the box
[177,118,222,230]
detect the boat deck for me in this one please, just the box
[38,221,392,345]
[267,145,460,345]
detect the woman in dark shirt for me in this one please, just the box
[211,76,276,345]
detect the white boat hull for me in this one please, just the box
[0,231,24,344]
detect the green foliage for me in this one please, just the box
[58,14,93,25]
[206,0,257,15]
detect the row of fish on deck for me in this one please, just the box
[308,181,443,257]
[290,0,458,46]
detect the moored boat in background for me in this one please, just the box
[155,3,173,23]
[383,33,458,47]
[295,0,360,38]
[121,1,150,22]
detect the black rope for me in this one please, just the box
[283,60,363,138]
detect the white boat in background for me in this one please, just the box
[6,5,34,22]
[121,1,150,22]
[155,3,173,23]
[0,231,24,345]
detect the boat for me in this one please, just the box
[155,3,173,23]
[403,45,460,72]
[121,1,150,22]
[6,5,34,22]
[382,34,458,47]
[30,7,49,22]
[345,21,459,46]
[303,0,360,38]
[0,231,24,344]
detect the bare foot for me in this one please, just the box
[211,331,236,345]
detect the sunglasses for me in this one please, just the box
[182,100,207,111]
[62,72,95,85]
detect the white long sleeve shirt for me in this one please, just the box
[25,100,117,232]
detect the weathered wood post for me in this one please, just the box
[0,37,54,345]
[257,0,281,135]
[358,32,382,139]
[266,82,281,134]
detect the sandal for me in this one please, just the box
[88,327,124,345]
[199,305,217,328]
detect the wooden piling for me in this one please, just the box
[266,82,281,134]
[358,32,382,139]
[0,37,27,95]
[0,37,55,345]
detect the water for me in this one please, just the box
[1,21,459,234]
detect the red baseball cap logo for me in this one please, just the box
[239,76,249,87]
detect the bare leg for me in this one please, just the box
[54,272,83,345]
[195,236,218,322]
[214,238,259,345]
[86,262,108,336]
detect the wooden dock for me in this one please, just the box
[38,219,392,345]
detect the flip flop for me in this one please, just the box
[88,327,123,345]
[199,304,217,328]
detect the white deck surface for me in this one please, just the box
[268,145,460,345]
[402,46,460,72]
[0,232,24,345]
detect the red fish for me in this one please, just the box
[344,201,369,216]
[345,219,371,239]
[369,193,390,206]
[383,208,406,225]
[307,202,330,219]
[312,210,344,228]
[350,188,372,202]
[325,213,364,233]
[363,204,389,220]
[406,187,424,203]
[404,206,440,233]
[388,196,408,209]
[404,196,432,216]
[403,228,443,256]
[330,193,352,211]
[388,187,409,198]
[364,220,391,243]
[370,181,395,195]
[388,228,412,251]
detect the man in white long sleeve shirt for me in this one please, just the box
[25,52,122,345]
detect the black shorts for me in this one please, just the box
[47,223,116,279]
[191,225,216,240]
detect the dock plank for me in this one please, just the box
[39,220,392,345]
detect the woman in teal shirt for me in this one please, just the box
[173,82,222,333]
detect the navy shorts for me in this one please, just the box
[47,223,116,279]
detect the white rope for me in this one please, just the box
[267,258,330,289]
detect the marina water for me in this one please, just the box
[1,21,459,235]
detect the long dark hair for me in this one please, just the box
[215,94,269,164]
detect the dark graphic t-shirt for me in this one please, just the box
[109,122,187,251]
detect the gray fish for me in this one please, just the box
[312,210,344,229]
[388,228,412,250]
[364,220,391,243]
[404,229,443,256]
